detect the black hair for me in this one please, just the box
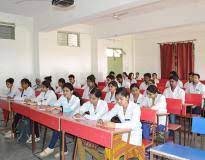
[193,73,200,79]
[147,85,160,94]
[58,78,65,84]
[42,80,51,88]
[169,75,179,82]
[152,73,157,76]
[44,76,52,82]
[123,72,128,77]
[128,72,134,79]
[144,73,151,78]
[189,72,194,76]
[87,75,96,82]
[68,74,75,79]
[170,71,178,76]
[116,74,123,79]
[109,71,115,75]
[108,81,118,88]
[21,78,31,87]
[90,87,102,98]
[130,83,139,90]
[106,74,115,81]
[115,87,130,98]
[63,82,74,91]
[6,78,14,84]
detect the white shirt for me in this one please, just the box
[185,82,205,98]
[129,94,144,107]
[79,99,108,120]
[139,82,149,90]
[54,95,80,114]
[6,86,19,98]
[33,90,57,106]
[72,81,81,89]
[130,79,137,84]
[184,81,191,90]
[163,86,185,103]
[104,92,116,103]
[82,86,93,99]
[154,79,159,84]
[55,87,63,94]
[118,80,130,89]
[142,94,167,125]
[102,85,109,92]
[102,101,142,146]
[166,80,183,88]
[14,86,35,101]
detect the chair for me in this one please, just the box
[107,103,115,111]
[74,88,84,97]
[101,91,106,100]
[98,82,106,87]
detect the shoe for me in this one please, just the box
[54,151,68,158]
[26,136,41,143]
[4,130,14,138]
[39,147,54,158]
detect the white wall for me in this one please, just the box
[0,12,34,93]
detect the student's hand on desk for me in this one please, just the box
[24,99,31,103]
[103,122,116,128]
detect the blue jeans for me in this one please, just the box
[48,131,67,152]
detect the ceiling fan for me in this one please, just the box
[15,0,48,5]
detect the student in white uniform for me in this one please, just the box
[163,75,185,124]
[135,72,140,81]
[152,73,159,84]
[55,78,65,94]
[82,75,97,99]
[98,87,142,146]
[104,81,118,103]
[129,72,137,84]
[68,74,81,88]
[44,76,54,91]
[102,74,115,92]
[40,83,80,158]
[165,71,183,88]
[184,72,194,90]
[130,83,144,107]
[139,73,152,90]
[116,74,130,89]
[32,78,41,91]
[122,72,129,83]
[141,85,167,140]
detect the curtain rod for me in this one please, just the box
[157,39,196,45]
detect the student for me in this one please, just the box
[102,74,115,92]
[139,73,151,90]
[129,72,137,84]
[116,74,130,89]
[141,85,167,140]
[104,81,118,103]
[44,76,54,90]
[130,83,144,107]
[99,87,142,146]
[75,87,108,120]
[152,73,159,84]
[135,72,140,80]
[32,78,41,91]
[40,83,80,158]
[55,78,65,94]
[184,72,194,90]
[82,75,97,99]
[122,72,129,82]
[68,74,81,88]
[163,75,185,124]
[165,71,183,88]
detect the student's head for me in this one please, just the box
[87,75,96,88]
[136,72,139,78]
[41,80,51,92]
[109,71,115,77]
[188,72,194,82]
[63,83,74,99]
[122,72,128,79]
[68,74,75,84]
[130,83,140,97]
[115,87,130,108]
[106,75,112,84]
[108,81,118,93]
[152,73,158,79]
[89,87,102,105]
[116,74,123,83]
[193,73,200,83]
[21,78,31,89]
[35,78,41,85]
[169,71,178,77]
[143,73,151,83]
[169,75,179,89]
[58,78,65,87]
[6,78,14,89]
[128,72,134,80]
[148,79,155,86]
[146,85,159,99]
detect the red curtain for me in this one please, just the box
[160,44,175,79]
[176,42,194,79]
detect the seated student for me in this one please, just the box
[104,81,118,103]
[141,85,167,140]
[129,72,137,84]
[82,75,97,99]
[185,73,205,114]
[163,75,185,124]
[184,72,194,90]
[40,83,80,158]
[135,72,140,80]
[116,74,130,89]
[130,83,144,106]
[5,78,35,138]
[99,87,142,146]
[32,78,41,91]
[102,74,115,92]
[44,76,54,90]
[55,78,65,94]
[139,73,152,90]
[68,74,81,88]
[143,79,156,97]
[122,72,129,83]
[165,71,183,88]
[152,73,159,84]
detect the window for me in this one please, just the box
[106,48,123,57]
[57,31,80,47]
[0,22,15,40]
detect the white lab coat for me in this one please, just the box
[54,95,80,114]
[154,79,159,84]
[166,80,183,88]
[6,86,19,98]
[118,80,130,89]
[14,86,35,101]
[104,92,116,103]
[163,86,185,103]
[129,94,144,107]
[130,79,137,85]
[102,101,142,146]
[72,81,81,89]
[142,94,167,125]
[184,81,191,90]
[139,82,149,90]
[102,85,109,92]
[79,99,108,120]
[33,90,57,106]
[185,82,205,97]
[82,86,95,99]
[55,87,63,94]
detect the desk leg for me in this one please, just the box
[32,120,36,153]
[61,131,65,160]
[183,117,186,146]
[11,111,14,138]
[73,137,78,160]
